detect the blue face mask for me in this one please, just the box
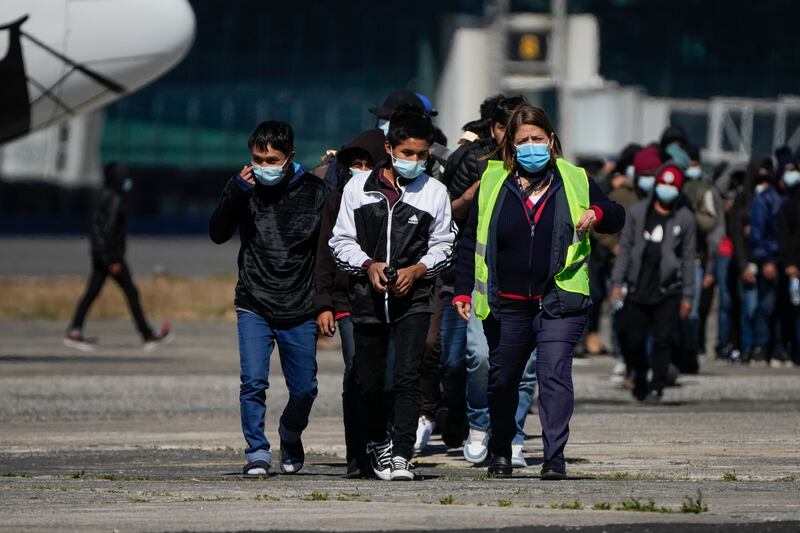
[625,165,635,179]
[121,178,133,192]
[515,142,551,172]
[655,183,680,205]
[378,120,390,136]
[637,175,655,192]
[350,167,367,177]
[392,154,426,180]
[252,160,289,186]
[783,170,800,187]
[685,166,702,180]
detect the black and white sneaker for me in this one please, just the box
[63,329,97,352]
[243,460,270,476]
[366,439,392,480]
[280,437,304,474]
[389,456,414,481]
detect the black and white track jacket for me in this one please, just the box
[329,164,456,325]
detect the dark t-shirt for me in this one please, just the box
[630,209,669,305]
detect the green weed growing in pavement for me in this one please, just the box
[127,496,149,503]
[550,500,583,510]
[722,471,737,481]
[615,497,672,513]
[300,491,329,501]
[592,502,611,510]
[70,471,86,479]
[681,490,709,514]
[439,495,455,505]
[2,471,32,478]
[497,499,513,507]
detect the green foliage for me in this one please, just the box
[550,500,583,510]
[300,491,329,501]
[681,490,709,514]
[592,502,611,510]
[439,494,455,505]
[497,499,513,507]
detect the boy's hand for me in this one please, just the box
[316,311,336,337]
[239,165,255,186]
[367,262,389,293]
[109,262,122,275]
[392,264,427,297]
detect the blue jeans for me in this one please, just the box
[237,310,318,464]
[714,255,733,347]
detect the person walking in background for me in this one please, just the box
[682,145,725,364]
[777,148,800,366]
[747,157,785,365]
[329,112,455,481]
[65,162,172,352]
[210,120,327,477]
[453,104,624,479]
[611,164,696,403]
[314,128,387,478]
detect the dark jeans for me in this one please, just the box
[618,296,681,396]
[337,316,366,465]
[353,313,430,460]
[483,300,586,466]
[69,257,153,339]
[419,292,442,419]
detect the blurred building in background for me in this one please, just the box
[2,0,799,233]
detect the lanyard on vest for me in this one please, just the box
[514,173,555,237]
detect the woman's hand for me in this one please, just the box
[454,300,471,321]
[575,209,597,234]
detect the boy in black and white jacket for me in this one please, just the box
[329,112,456,480]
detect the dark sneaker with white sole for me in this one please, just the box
[243,460,270,476]
[143,321,173,352]
[389,456,414,481]
[366,439,393,480]
[280,437,305,474]
[63,329,97,352]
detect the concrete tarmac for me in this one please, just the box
[1,320,799,532]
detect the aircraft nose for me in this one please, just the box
[63,0,196,94]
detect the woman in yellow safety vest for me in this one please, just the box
[452,104,625,479]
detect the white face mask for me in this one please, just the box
[378,120,390,136]
[755,183,769,195]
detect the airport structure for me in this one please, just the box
[1,0,799,230]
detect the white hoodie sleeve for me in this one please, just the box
[329,180,371,275]
[418,185,457,279]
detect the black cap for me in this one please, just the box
[369,91,425,119]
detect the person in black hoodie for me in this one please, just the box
[210,121,327,477]
[65,162,171,352]
[314,128,386,478]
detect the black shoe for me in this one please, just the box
[279,437,304,474]
[540,460,567,480]
[750,346,766,364]
[642,388,663,404]
[344,458,369,479]
[366,439,393,481]
[487,455,512,478]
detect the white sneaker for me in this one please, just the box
[413,415,435,454]
[367,439,393,481]
[463,428,489,464]
[611,360,626,376]
[511,444,526,468]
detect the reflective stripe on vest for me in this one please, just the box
[473,158,591,320]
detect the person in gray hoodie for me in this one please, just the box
[611,163,696,402]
